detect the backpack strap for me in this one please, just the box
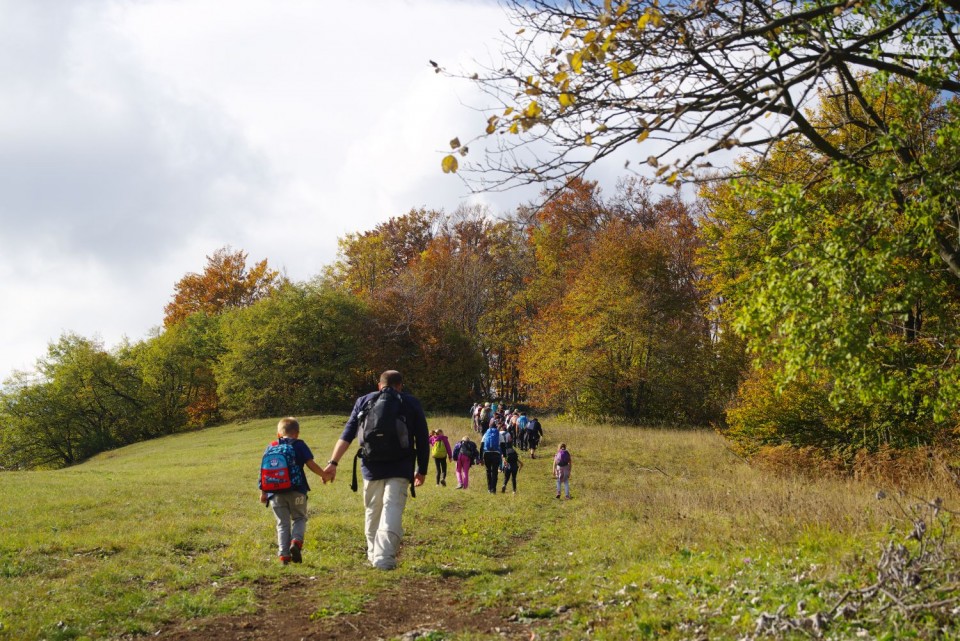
[351,450,360,493]
[350,449,417,498]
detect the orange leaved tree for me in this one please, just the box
[163,246,281,327]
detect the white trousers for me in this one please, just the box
[362,477,409,570]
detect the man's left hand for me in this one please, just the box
[413,473,425,487]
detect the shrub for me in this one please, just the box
[724,366,944,460]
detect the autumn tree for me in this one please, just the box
[412,205,529,402]
[522,187,715,422]
[328,209,438,299]
[521,178,606,311]
[163,246,281,327]
[443,0,960,280]
[441,0,960,428]
[329,208,489,406]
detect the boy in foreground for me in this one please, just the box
[259,417,329,564]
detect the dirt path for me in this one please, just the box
[157,574,536,641]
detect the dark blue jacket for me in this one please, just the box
[341,389,430,481]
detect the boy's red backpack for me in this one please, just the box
[259,438,305,492]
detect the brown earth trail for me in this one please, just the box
[155,575,536,641]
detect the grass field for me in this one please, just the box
[1,414,957,640]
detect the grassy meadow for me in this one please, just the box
[1,414,956,640]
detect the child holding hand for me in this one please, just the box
[259,417,329,564]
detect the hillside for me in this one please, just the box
[0,415,956,640]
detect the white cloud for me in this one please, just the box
[0,0,680,379]
[0,0,530,378]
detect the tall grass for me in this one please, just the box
[0,416,955,640]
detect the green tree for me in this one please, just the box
[0,335,145,469]
[215,283,370,418]
[126,313,224,431]
[700,79,960,443]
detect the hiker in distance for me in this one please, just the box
[429,429,453,486]
[322,370,429,570]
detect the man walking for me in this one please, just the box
[323,370,429,570]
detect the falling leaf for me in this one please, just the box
[636,130,649,143]
[441,155,459,173]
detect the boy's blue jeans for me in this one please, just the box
[269,491,308,557]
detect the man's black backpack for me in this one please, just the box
[351,387,415,494]
[358,387,411,462]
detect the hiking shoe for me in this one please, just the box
[441,479,446,486]
[290,540,303,564]
[501,486,506,493]
[555,493,561,499]
[279,555,291,565]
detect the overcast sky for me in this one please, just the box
[0,0,568,379]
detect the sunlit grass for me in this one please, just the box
[1,416,954,639]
